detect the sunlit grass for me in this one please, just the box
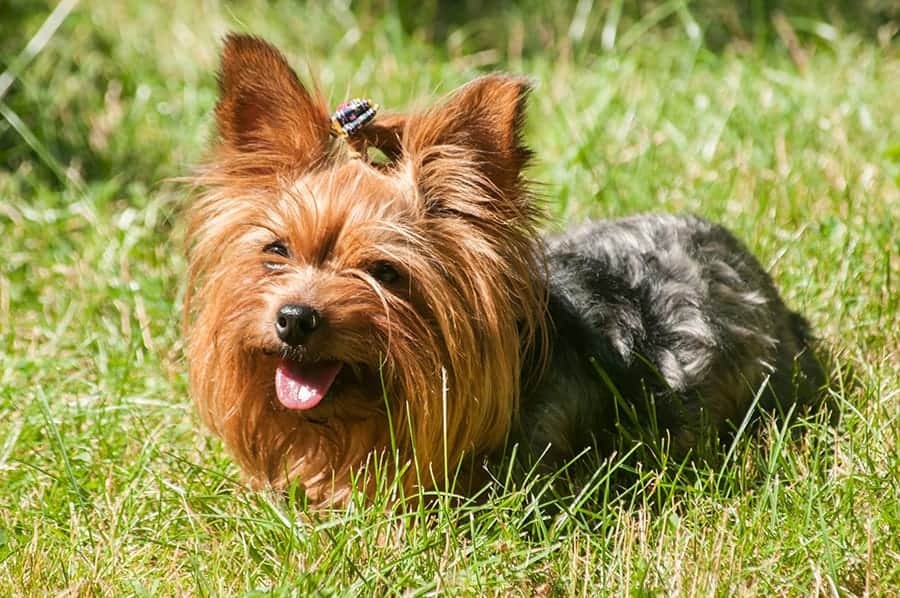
[1,1,897,594]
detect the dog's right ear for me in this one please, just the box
[214,34,332,175]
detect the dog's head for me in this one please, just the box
[185,34,546,504]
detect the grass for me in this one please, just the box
[1,0,898,594]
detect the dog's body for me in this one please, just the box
[185,35,824,506]
[520,214,823,464]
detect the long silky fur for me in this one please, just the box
[185,35,548,506]
[186,35,826,507]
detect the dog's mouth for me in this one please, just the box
[274,359,343,411]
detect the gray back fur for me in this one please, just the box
[518,214,825,463]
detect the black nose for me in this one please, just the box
[275,304,321,346]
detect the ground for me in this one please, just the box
[1,1,898,594]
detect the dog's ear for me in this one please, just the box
[405,75,533,205]
[214,34,332,175]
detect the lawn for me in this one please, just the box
[1,1,898,594]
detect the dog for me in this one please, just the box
[184,34,825,506]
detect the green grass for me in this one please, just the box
[1,1,898,594]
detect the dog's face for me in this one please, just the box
[203,163,420,421]
[185,34,546,503]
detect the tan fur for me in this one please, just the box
[185,34,548,506]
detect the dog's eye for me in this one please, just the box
[369,261,400,284]
[263,240,291,258]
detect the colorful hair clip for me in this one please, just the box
[330,98,378,138]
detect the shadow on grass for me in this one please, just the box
[2,0,896,188]
[380,0,898,50]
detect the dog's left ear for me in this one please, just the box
[214,34,332,176]
[405,75,533,205]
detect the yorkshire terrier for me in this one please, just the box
[185,34,825,506]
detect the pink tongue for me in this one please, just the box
[275,360,342,410]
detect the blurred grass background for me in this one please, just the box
[1,1,898,594]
